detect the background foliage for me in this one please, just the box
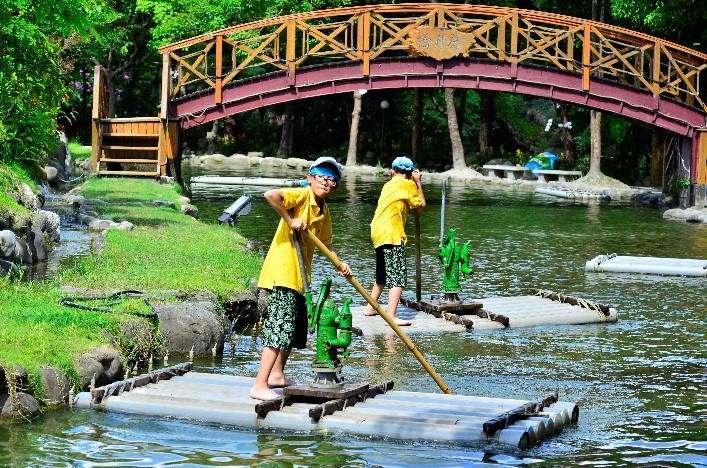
[1,0,705,184]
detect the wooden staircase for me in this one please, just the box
[91,67,178,177]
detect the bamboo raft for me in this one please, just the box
[74,364,579,450]
[585,254,707,277]
[352,289,618,334]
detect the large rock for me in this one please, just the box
[0,230,16,259]
[13,237,33,266]
[0,365,38,420]
[77,347,124,390]
[39,367,70,405]
[155,301,227,355]
[29,224,48,262]
[34,210,61,242]
[0,392,40,420]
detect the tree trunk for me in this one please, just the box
[277,102,295,158]
[346,91,363,166]
[206,120,218,154]
[412,88,423,165]
[588,0,605,177]
[478,91,493,159]
[106,72,116,118]
[588,110,602,176]
[445,88,467,170]
[649,131,663,187]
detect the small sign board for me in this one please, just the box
[409,26,476,60]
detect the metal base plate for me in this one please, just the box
[283,381,370,399]
[419,298,484,316]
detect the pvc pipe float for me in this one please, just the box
[585,254,707,276]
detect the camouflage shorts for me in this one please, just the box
[261,287,308,351]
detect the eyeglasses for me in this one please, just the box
[313,174,338,187]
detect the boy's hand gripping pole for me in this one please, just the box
[303,230,452,395]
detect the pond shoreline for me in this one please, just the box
[185,152,676,208]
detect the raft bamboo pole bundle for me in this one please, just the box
[304,230,452,395]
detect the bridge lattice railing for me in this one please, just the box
[158,4,707,113]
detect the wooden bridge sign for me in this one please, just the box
[409,27,476,60]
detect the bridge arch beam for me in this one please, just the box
[175,59,705,139]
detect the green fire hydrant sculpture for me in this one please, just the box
[307,278,353,387]
[439,227,473,302]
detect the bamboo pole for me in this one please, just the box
[303,230,452,394]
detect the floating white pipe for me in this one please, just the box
[585,255,707,276]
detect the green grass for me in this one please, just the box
[0,279,134,394]
[0,162,33,224]
[68,141,92,162]
[81,177,184,206]
[1,176,263,400]
[62,178,262,300]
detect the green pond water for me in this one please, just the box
[2,168,705,467]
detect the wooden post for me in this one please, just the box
[695,129,707,185]
[286,19,296,85]
[652,42,661,107]
[582,24,591,91]
[215,35,223,104]
[159,52,171,175]
[510,12,518,78]
[361,11,371,77]
[91,65,105,174]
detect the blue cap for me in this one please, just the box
[392,156,414,171]
[309,156,343,181]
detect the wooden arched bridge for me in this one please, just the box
[91,3,707,189]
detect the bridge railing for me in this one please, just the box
[158,4,707,113]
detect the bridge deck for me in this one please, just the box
[75,370,579,449]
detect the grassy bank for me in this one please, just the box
[60,178,262,301]
[0,176,262,399]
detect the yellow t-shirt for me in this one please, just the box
[257,187,333,294]
[370,176,423,248]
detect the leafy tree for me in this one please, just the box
[0,0,93,166]
[610,0,706,52]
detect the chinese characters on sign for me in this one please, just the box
[409,27,475,60]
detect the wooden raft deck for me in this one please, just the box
[352,291,617,335]
[75,367,579,449]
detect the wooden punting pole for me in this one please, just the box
[304,230,453,395]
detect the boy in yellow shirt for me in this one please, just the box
[250,157,352,401]
[362,156,426,326]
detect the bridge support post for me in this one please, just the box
[693,129,707,208]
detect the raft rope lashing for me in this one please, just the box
[532,288,611,316]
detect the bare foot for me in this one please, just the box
[249,386,280,401]
[363,308,378,316]
[386,318,412,326]
[267,377,295,388]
